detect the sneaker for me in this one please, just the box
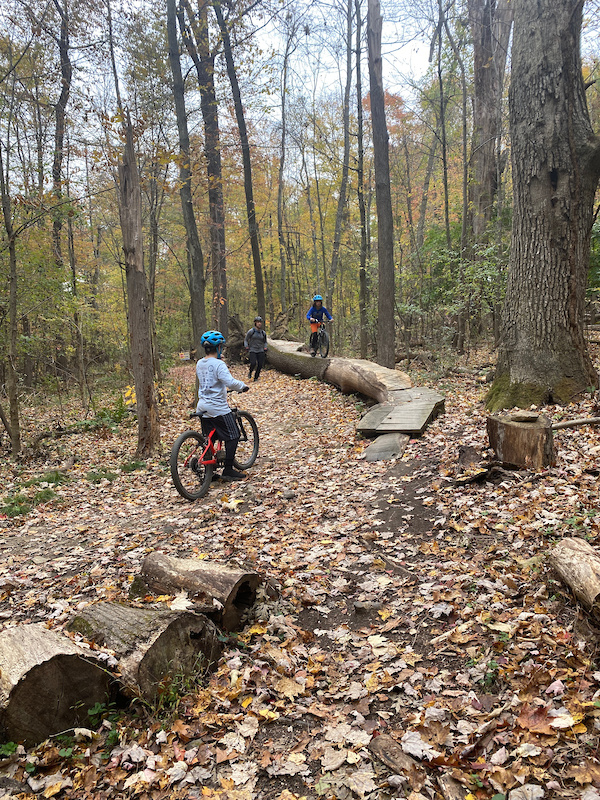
[253,375,259,381]
[222,467,246,481]
[248,370,253,378]
[310,351,316,357]
[211,472,221,481]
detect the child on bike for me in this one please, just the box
[306,295,333,356]
[196,330,249,481]
[244,316,268,381]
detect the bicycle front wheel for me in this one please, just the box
[233,411,259,470]
[170,431,214,501]
[319,329,330,358]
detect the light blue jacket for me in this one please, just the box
[196,357,247,417]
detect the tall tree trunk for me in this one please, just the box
[67,214,86,403]
[367,0,395,368]
[212,0,265,323]
[118,121,161,457]
[166,0,206,354]
[467,0,513,241]
[0,142,20,454]
[51,0,72,268]
[325,0,353,312]
[356,0,368,360]
[276,27,293,314]
[180,0,228,332]
[489,0,600,410]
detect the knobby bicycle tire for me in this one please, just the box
[319,329,330,358]
[170,430,214,501]
[233,411,259,470]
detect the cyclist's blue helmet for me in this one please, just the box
[201,330,226,347]
[312,294,323,302]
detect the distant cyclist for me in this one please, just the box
[196,330,249,481]
[306,295,333,356]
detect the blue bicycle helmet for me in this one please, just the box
[201,330,226,347]
[312,294,323,302]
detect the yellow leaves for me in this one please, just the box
[365,672,379,693]
[247,622,268,636]
[274,676,304,701]
[258,708,280,722]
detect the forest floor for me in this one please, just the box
[1,350,600,800]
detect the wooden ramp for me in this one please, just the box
[267,338,445,443]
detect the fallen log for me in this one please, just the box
[68,602,222,698]
[267,339,412,403]
[266,338,329,380]
[140,553,260,631]
[551,416,600,431]
[548,538,600,622]
[0,624,112,746]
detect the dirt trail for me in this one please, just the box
[1,363,599,799]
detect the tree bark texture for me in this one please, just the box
[0,624,112,746]
[167,0,206,354]
[180,0,228,332]
[549,537,600,623]
[467,0,512,240]
[140,553,260,632]
[51,0,72,267]
[118,121,161,457]
[367,0,395,368]
[68,602,222,698]
[486,412,555,470]
[491,0,600,409]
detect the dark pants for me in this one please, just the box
[248,350,266,379]
[310,331,319,352]
[201,412,239,467]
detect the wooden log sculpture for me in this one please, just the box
[487,412,555,470]
[140,553,260,631]
[0,624,112,746]
[549,538,600,623]
[68,602,222,698]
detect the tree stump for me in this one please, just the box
[486,412,555,470]
[0,624,112,746]
[548,538,600,622]
[68,602,222,698]
[140,553,260,631]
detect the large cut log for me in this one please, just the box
[266,338,329,380]
[0,624,112,746]
[487,412,555,470]
[267,339,413,403]
[140,553,260,631]
[548,538,600,622]
[68,603,222,698]
[325,357,411,403]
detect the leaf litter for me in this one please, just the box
[0,351,600,798]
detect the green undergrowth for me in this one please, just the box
[0,470,70,517]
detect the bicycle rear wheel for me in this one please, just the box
[233,411,259,470]
[170,431,214,500]
[319,329,330,358]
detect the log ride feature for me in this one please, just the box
[0,623,112,746]
[140,553,260,631]
[549,538,600,624]
[67,602,222,698]
[486,412,555,470]
[267,339,445,444]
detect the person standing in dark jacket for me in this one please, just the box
[244,316,268,381]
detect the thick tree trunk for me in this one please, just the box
[140,553,260,631]
[118,122,161,457]
[167,0,206,354]
[467,0,513,240]
[68,602,222,697]
[0,624,112,746]
[367,0,395,368]
[180,0,228,333]
[489,0,600,410]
